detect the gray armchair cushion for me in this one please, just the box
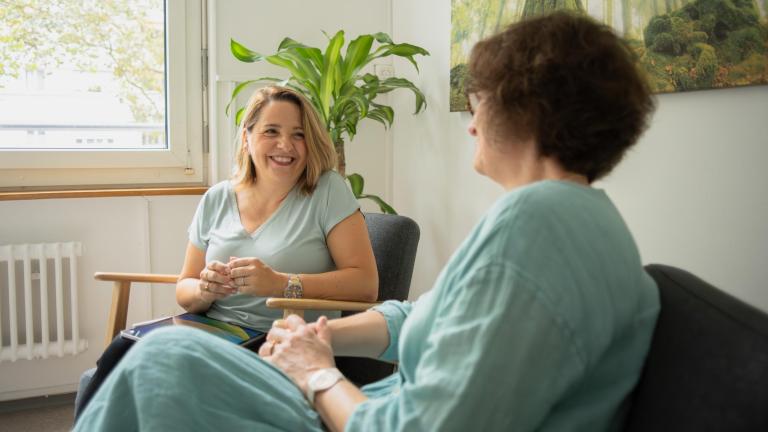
[336,213,420,386]
[74,368,95,417]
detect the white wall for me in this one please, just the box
[603,86,768,312]
[0,196,197,400]
[390,0,768,313]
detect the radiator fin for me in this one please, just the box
[0,242,88,362]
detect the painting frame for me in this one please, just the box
[451,0,768,111]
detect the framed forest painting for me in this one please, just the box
[450,0,768,111]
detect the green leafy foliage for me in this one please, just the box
[0,0,164,123]
[229,30,429,214]
[229,31,428,143]
[346,172,397,214]
[640,0,767,92]
[449,0,765,109]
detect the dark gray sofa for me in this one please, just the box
[624,264,768,431]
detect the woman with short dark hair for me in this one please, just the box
[75,12,659,432]
[467,11,654,182]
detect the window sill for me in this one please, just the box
[0,186,207,201]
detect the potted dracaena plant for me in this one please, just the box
[228,30,429,214]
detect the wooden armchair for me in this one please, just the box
[95,212,420,352]
[96,272,379,347]
[75,213,419,417]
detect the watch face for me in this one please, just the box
[308,368,343,405]
[284,285,302,298]
[311,369,342,391]
[284,275,303,298]
[315,371,338,388]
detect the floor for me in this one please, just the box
[0,393,75,432]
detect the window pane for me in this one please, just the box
[0,0,166,150]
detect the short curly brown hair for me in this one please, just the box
[468,11,655,182]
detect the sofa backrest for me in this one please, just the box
[624,264,768,431]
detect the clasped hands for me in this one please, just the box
[198,257,284,301]
[260,315,336,395]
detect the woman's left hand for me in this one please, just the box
[228,256,286,297]
[259,315,335,394]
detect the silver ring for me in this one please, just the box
[239,277,245,286]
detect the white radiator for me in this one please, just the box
[0,242,88,362]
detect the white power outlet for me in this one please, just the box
[374,64,395,79]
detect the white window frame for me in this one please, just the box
[0,0,205,189]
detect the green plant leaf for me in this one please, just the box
[265,54,304,81]
[235,107,245,127]
[276,37,324,69]
[359,193,397,215]
[278,37,304,51]
[368,43,430,72]
[294,47,324,71]
[320,31,345,121]
[346,173,364,197]
[361,72,379,85]
[226,78,283,115]
[367,102,394,128]
[226,80,257,115]
[338,91,369,118]
[379,77,427,113]
[342,35,374,83]
[330,128,341,144]
[333,57,344,96]
[344,116,358,140]
[346,174,397,214]
[281,51,321,80]
[372,32,393,44]
[230,39,263,63]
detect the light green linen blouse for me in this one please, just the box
[349,180,659,431]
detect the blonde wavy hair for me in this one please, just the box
[233,86,337,194]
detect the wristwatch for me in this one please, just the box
[283,274,303,298]
[307,368,344,406]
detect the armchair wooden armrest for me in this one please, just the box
[94,272,380,348]
[95,272,179,347]
[264,298,379,320]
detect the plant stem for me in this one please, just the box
[335,138,346,176]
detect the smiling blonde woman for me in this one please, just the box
[75,86,378,418]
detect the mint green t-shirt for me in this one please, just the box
[188,171,359,331]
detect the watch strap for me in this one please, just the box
[307,367,344,407]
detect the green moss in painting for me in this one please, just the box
[450,63,469,112]
[652,33,676,55]
[690,31,708,44]
[728,52,768,85]
[645,15,672,49]
[721,27,764,63]
[641,0,767,92]
[693,43,718,87]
